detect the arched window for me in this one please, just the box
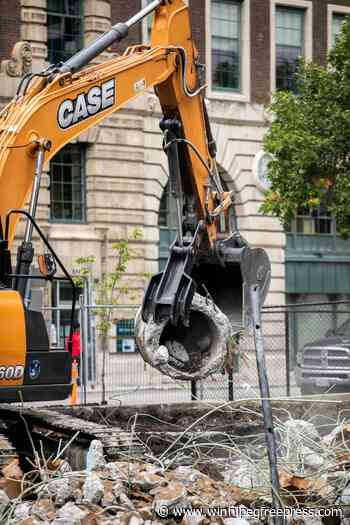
[158,167,234,270]
[158,183,177,271]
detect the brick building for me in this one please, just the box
[0,0,350,353]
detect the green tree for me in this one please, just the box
[262,17,350,237]
[74,229,145,403]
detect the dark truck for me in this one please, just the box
[295,319,350,395]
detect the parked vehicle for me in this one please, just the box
[295,319,350,394]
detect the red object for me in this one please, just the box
[66,332,81,358]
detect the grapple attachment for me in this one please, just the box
[137,233,271,380]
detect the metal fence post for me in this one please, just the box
[79,293,87,405]
[228,369,234,401]
[251,286,282,524]
[285,310,291,397]
[191,380,197,400]
[87,275,97,384]
[55,283,60,347]
[83,283,89,402]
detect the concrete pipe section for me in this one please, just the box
[135,293,232,381]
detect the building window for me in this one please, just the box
[327,5,350,51]
[290,206,334,235]
[159,184,177,226]
[47,0,84,64]
[50,144,86,223]
[159,183,178,229]
[332,14,347,46]
[159,183,177,271]
[141,0,153,43]
[276,7,304,93]
[116,320,136,353]
[211,0,241,92]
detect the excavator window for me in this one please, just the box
[52,281,78,348]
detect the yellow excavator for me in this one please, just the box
[0,0,271,402]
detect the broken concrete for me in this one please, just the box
[83,471,104,504]
[56,501,91,524]
[31,498,56,521]
[14,502,31,521]
[1,458,23,499]
[5,398,350,524]
[135,293,232,380]
[86,439,106,472]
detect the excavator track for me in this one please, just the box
[0,405,145,469]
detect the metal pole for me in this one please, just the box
[87,276,96,384]
[60,0,163,74]
[125,0,163,28]
[285,310,291,397]
[79,294,87,405]
[24,149,45,244]
[21,147,45,305]
[191,380,197,400]
[83,284,89,403]
[250,285,283,524]
[56,283,60,348]
[228,369,234,401]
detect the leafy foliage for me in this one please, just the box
[73,229,145,403]
[73,228,143,338]
[262,17,350,237]
[73,256,96,289]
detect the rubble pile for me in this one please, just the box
[3,414,350,524]
[0,444,249,525]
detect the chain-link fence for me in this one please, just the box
[284,301,350,395]
[48,293,350,404]
[76,294,291,405]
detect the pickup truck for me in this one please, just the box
[295,319,350,395]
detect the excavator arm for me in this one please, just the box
[0,0,218,244]
[0,0,271,399]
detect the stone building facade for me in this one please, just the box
[0,0,350,350]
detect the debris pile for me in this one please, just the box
[3,409,350,524]
[0,444,248,525]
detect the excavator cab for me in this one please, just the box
[0,210,76,402]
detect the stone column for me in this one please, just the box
[20,0,47,72]
[84,0,112,64]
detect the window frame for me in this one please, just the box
[51,281,79,349]
[289,208,336,237]
[270,0,312,93]
[206,0,250,102]
[327,4,350,51]
[47,0,84,64]
[158,182,177,271]
[275,6,305,93]
[49,143,87,224]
